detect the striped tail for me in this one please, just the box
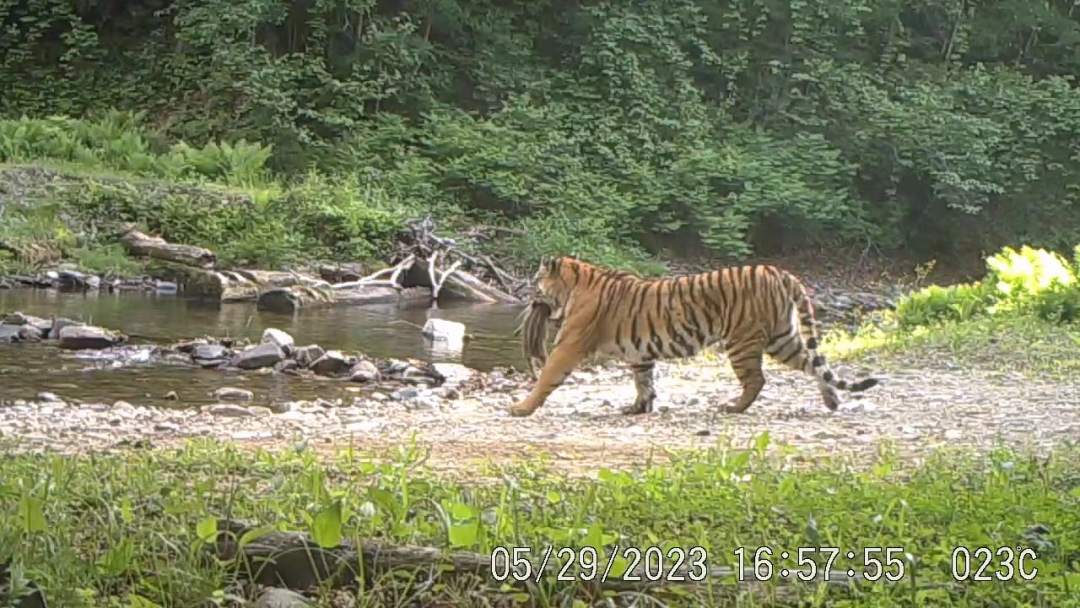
[792,279,879,393]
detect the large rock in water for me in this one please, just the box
[230,342,285,370]
[262,327,295,354]
[348,359,381,383]
[256,286,334,313]
[2,312,51,337]
[421,319,465,344]
[57,325,126,349]
[310,350,353,376]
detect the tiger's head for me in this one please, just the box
[532,255,582,305]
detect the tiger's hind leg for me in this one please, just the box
[621,362,656,415]
[722,338,766,414]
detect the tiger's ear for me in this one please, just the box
[541,256,558,273]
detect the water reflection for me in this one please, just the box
[0,289,526,405]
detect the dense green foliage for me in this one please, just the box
[1,440,1077,607]
[3,0,1080,265]
[0,162,410,272]
[895,244,1080,327]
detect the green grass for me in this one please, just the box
[824,312,1080,379]
[1,439,1077,607]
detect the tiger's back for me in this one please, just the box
[510,257,879,417]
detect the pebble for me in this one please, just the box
[391,387,420,402]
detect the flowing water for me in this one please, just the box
[0,289,526,408]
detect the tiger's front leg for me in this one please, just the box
[509,338,589,417]
[621,362,656,415]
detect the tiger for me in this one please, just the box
[509,256,879,417]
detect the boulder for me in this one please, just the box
[310,351,353,376]
[421,318,466,344]
[293,344,325,368]
[230,343,285,370]
[57,325,125,350]
[256,286,334,313]
[348,360,381,383]
[261,328,295,354]
[56,269,96,290]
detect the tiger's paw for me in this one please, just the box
[620,398,654,416]
[508,401,538,417]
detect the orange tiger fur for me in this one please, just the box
[509,256,879,417]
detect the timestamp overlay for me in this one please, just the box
[489,544,1043,588]
[732,546,1043,585]
[733,547,909,582]
[490,545,709,584]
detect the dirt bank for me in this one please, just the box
[3,356,1075,477]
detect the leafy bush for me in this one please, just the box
[987,245,1080,323]
[896,244,1080,328]
[894,281,997,329]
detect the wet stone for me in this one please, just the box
[58,325,125,350]
[310,351,352,376]
[293,344,325,368]
[231,343,285,370]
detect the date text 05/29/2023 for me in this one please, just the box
[489,545,1040,584]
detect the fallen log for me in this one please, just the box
[439,268,520,304]
[120,229,216,268]
[257,285,431,312]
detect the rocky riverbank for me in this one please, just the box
[3,348,1076,476]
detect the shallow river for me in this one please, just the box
[0,289,526,407]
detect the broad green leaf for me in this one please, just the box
[312,502,343,548]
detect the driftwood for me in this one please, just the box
[257,285,431,312]
[439,267,520,303]
[368,217,526,306]
[334,285,431,307]
[120,229,216,268]
[212,519,925,603]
